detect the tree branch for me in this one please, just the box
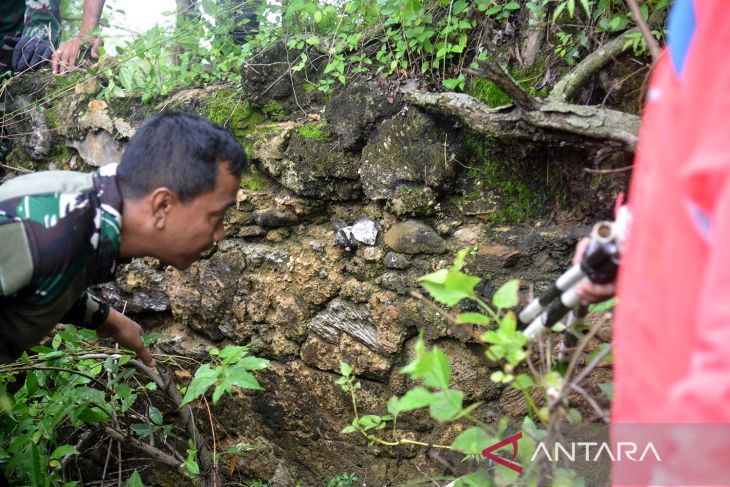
[550,28,639,103]
[405,90,639,151]
[131,361,219,487]
[100,426,182,469]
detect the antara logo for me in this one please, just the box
[482,432,523,474]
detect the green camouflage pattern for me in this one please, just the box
[1,0,61,72]
[0,164,123,363]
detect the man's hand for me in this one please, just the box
[573,237,617,304]
[51,35,102,74]
[95,308,156,368]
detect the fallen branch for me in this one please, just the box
[131,360,220,487]
[405,89,639,151]
[100,426,182,469]
[550,28,639,103]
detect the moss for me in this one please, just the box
[467,77,511,108]
[297,121,331,140]
[47,146,77,170]
[205,89,264,139]
[52,72,85,90]
[263,100,284,116]
[6,147,35,171]
[464,132,548,224]
[467,64,549,108]
[510,63,549,98]
[240,166,272,191]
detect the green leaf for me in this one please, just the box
[451,427,493,455]
[544,371,563,390]
[419,270,481,306]
[148,405,163,426]
[212,383,227,404]
[306,35,320,45]
[50,445,79,460]
[131,423,152,438]
[588,297,616,313]
[226,366,264,390]
[504,2,520,10]
[126,470,144,487]
[77,407,109,424]
[443,78,462,90]
[236,356,270,371]
[580,0,591,16]
[340,362,353,377]
[184,459,200,476]
[218,346,247,364]
[180,364,220,407]
[417,348,451,389]
[341,425,357,434]
[492,279,519,309]
[456,312,490,325]
[396,387,435,412]
[453,0,469,14]
[551,322,566,332]
[429,389,463,421]
[513,373,534,390]
[141,333,161,346]
[567,0,575,17]
[201,0,218,16]
[387,396,400,416]
[452,248,471,272]
[419,268,449,285]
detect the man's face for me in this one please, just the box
[161,162,239,269]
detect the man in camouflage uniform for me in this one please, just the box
[0,111,247,365]
[0,0,104,75]
[1,0,61,74]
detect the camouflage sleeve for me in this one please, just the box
[0,218,35,297]
[61,290,110,330]
[24,0,62,45]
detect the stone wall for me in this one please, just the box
[1,62,617,485]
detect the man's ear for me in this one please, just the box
[148,188,175,230]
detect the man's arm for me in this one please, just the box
[0,218,34,296]
[52,0,105,74]
[63,291,156,368]
[95,307,156,368]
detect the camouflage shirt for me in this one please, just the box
[0,164,122,363]
[1,0,61,72]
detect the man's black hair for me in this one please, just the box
[117,111,247,202]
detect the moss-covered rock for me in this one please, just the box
[296,120,332,140]
[386,184,438,217]
[276,134,362,200]
[204,88,264,139]
[459,132,565,223]
[241,42,321,112]
[359,108,467,200]
[325,82,402,149]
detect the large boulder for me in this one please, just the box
[278,134,362,200]
[359,108,467,200]
[325,82,402,149]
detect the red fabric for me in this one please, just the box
[611,1,730,484]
